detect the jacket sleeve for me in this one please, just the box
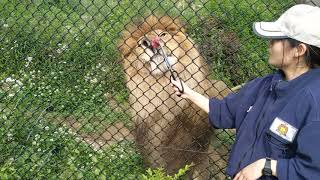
[208,77,266,129]
[277,121,320,179]
[208,93,240,129]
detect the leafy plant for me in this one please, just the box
[140,165,190,180]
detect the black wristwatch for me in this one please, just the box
[262,157,272,176]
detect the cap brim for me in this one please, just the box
[253,22,288,39]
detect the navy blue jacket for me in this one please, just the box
[209,68,320,179]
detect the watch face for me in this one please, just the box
[263,167,272,176]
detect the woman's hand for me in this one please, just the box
[170,77,210,113]
[233,159,265,180]
[170,77,192,99]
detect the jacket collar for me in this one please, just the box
[270,68,320,98]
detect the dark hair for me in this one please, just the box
[286,38,320,68]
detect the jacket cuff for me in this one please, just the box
[208,98,221,128]
[276,158,288,180]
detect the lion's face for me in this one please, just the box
[119,15,195,77]
[133,29,181,76]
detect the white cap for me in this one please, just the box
[253,4,320,48]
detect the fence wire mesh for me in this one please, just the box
[0,0,317,179]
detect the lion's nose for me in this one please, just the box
[151,36,161,49]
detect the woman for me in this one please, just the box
[171,4,320,180]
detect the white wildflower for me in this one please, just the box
[90,78,98,84]
[96,63,102,68]
[62,44,67,50]
[16,80,23,86]
[35,134,40,140]
[26,57,33,61]
[12,84,20,89]
[5,77,15,83]
[3,24,8,28]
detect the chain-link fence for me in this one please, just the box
[0,0,317,179]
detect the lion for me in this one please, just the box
[118,15,231,179]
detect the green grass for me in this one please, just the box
[0,0,296,178]
[0,103,143,179]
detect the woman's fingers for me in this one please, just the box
[172,86,181,95]
[233,172,240,180]
[170,77,178,87]
[171,77,184,91]
[170,76,190,98]
[171,79,182,93]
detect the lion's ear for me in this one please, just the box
[158,16,186,34]
[117,40,130,58]
[174,32,196,51]
[118,22,143,58]
[168,26,186,34]
[117,31,137,58]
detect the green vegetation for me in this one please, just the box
[140,165,190,180]
[0,107,143,179]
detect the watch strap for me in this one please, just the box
[262,157,272,176]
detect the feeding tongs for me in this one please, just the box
[158,42,184,96]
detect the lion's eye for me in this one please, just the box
[160,32,167,37]
[142,40,149,47]
[138,39,150,48]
